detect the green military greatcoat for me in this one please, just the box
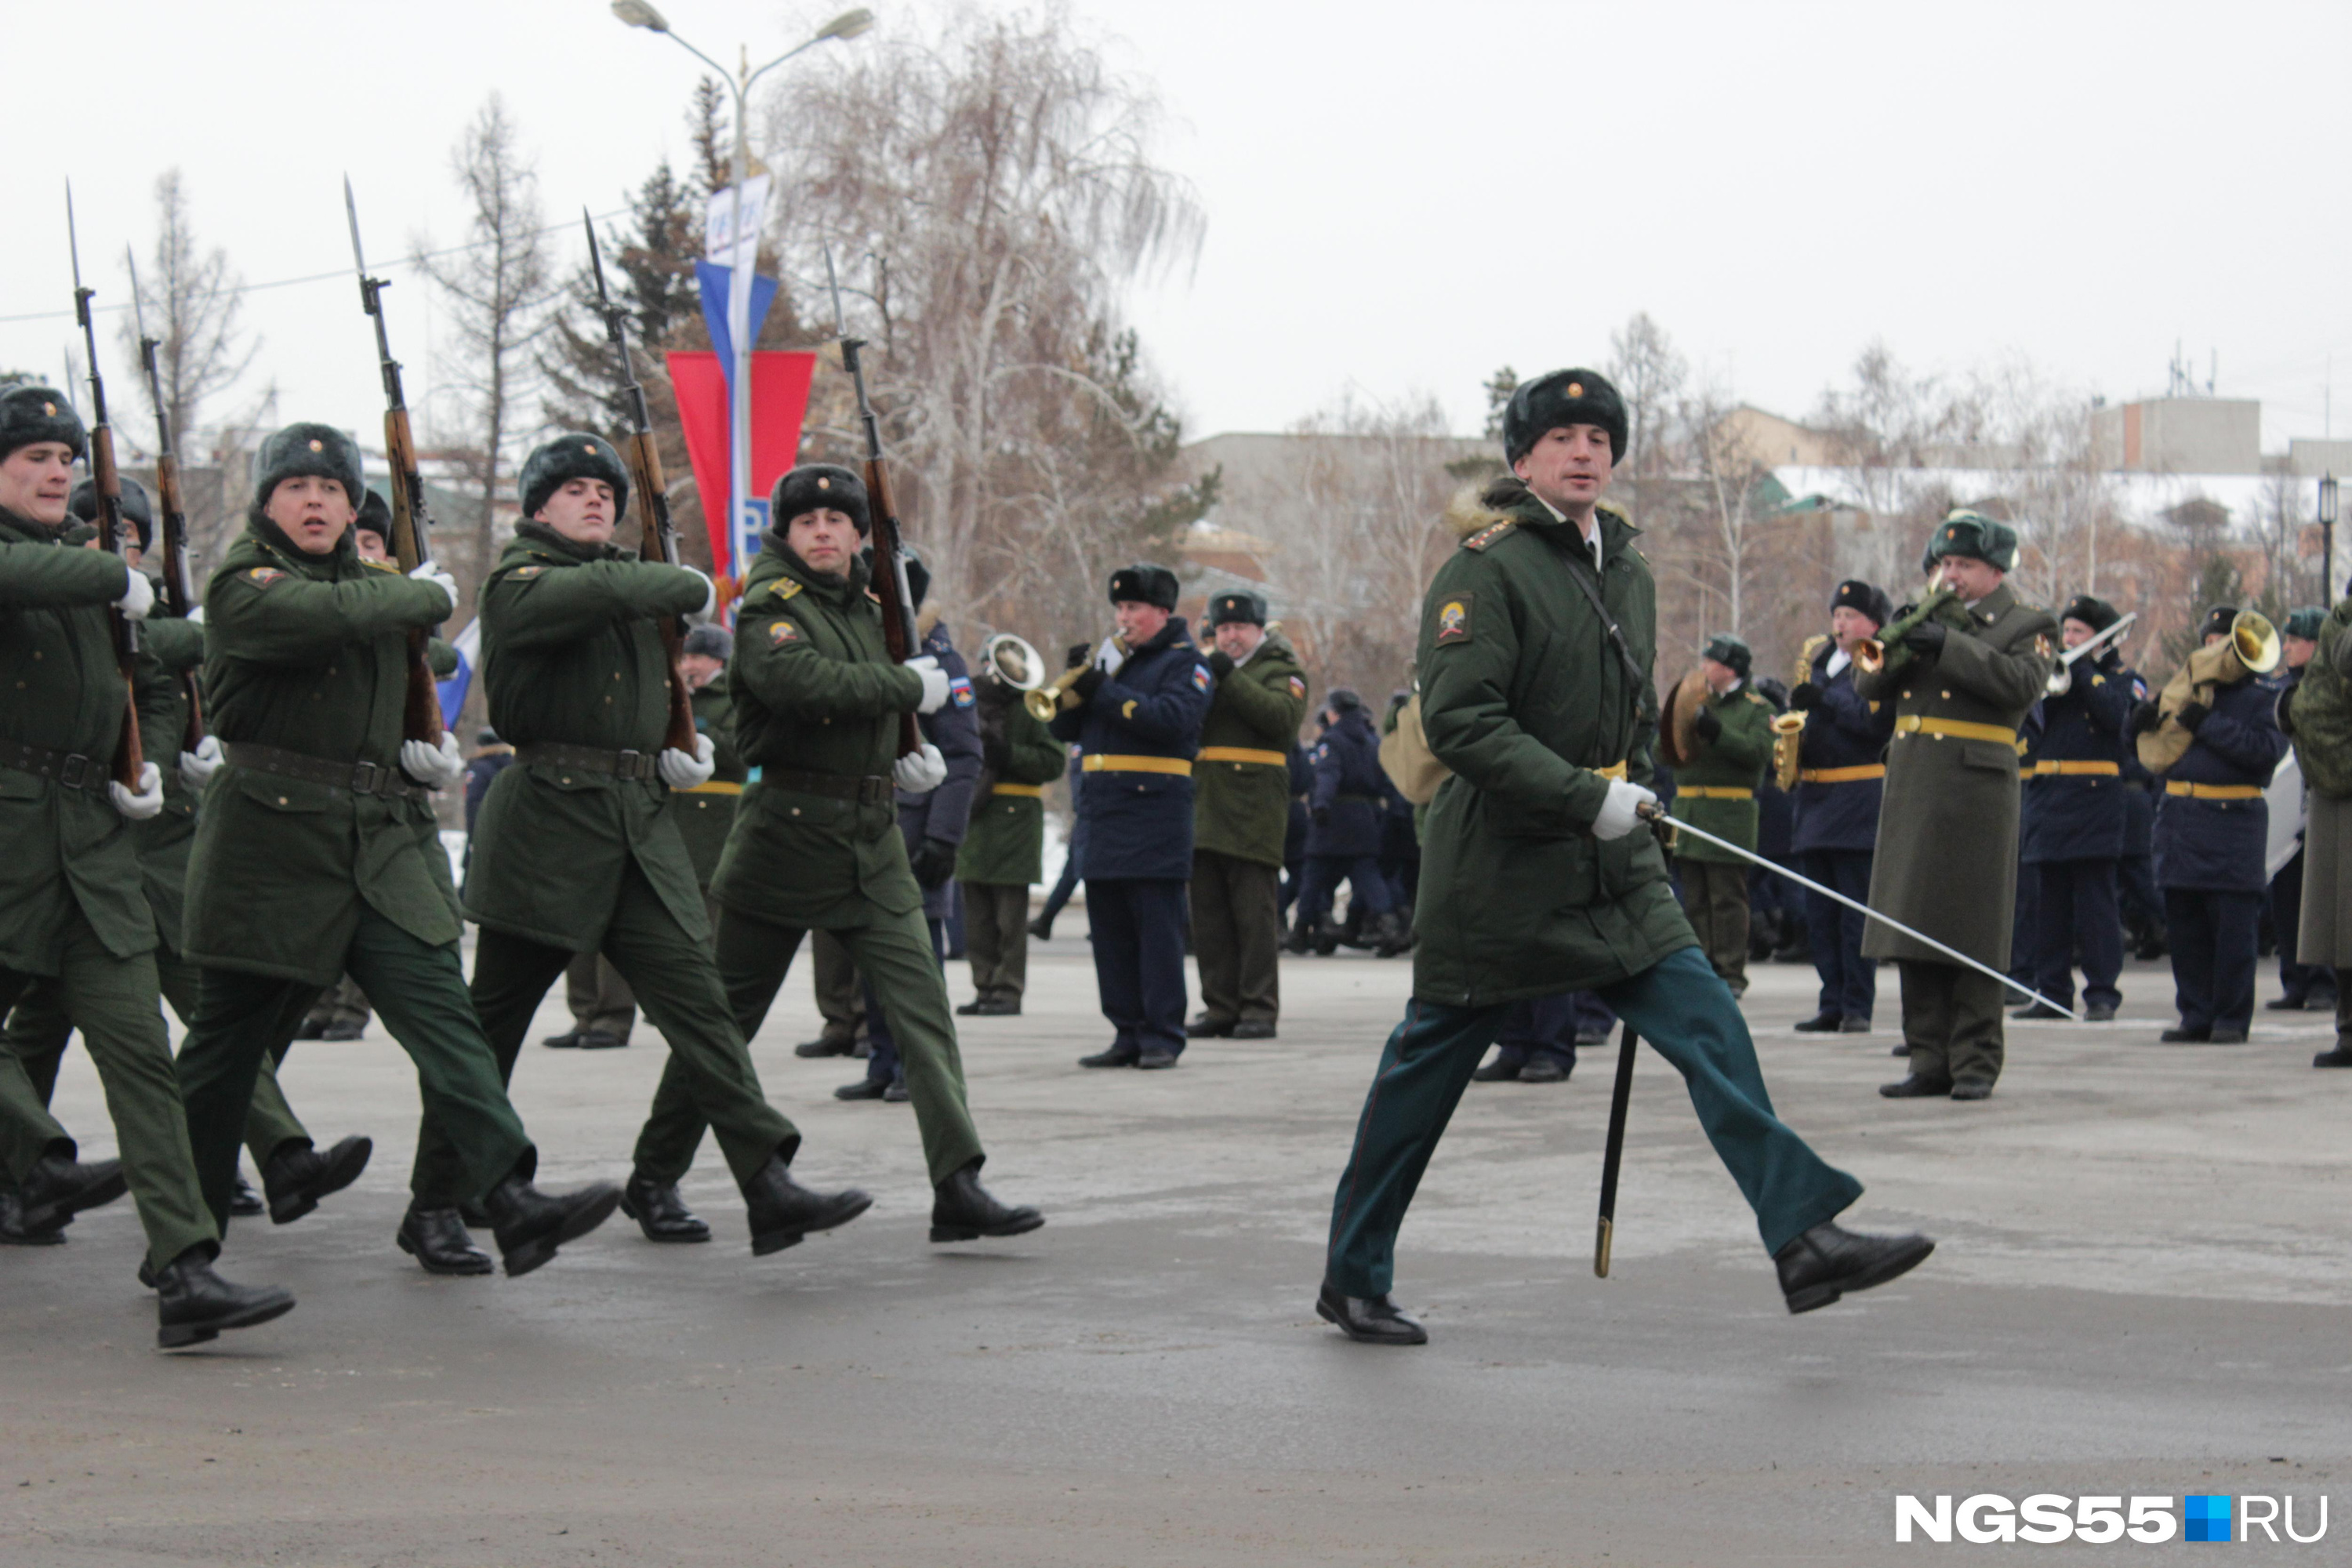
[130,615,204,951]
[1192,630,1309,866]
[670,671,746,891]
[1668,683,1773,862]
[1412,481,1692,1005]
[954,691,1068,887]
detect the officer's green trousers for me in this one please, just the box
[176,906,535,1232]
[1327,944,1863,1298]
[0,907,217,1272]
[635,900,984,1186]
[413,862,793,1208]
[3,938,309,1167]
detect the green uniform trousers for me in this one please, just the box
[1327,945,1861,1298]
[176,904,535,1232]
[1679,858,1751,996]
[0,907,217,1272]
[636,900,984,1187]
[810,927,866,1047]
[960,882,1031,1004]
[1896,959,2005,1089]
[414,862,793,1207]
[1190,850,1282,1027]
[562,951,637,1040]
[4,938,310,1167]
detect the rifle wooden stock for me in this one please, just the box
[88,424,143,789]
[622,429,699,756]
[150,448,206,751]
[380,405,444,746]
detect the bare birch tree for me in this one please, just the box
[119,169,258,459]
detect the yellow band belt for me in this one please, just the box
[990,782,1045,798]
[1799,764,1886,784]
[2032,760,2120,778]
[1677,786,1754,800]
[1896,715,2022,746]
[1597,760,1627,782]
[2165,781,2263,800]
[1197,746,1287,767]
[1083,753,1192,777]
[682,779,743,795]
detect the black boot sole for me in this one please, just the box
[267,1137,375,1226]
[158,1292,296,1349]
[1314,1292,1427,1345]
[1784,1236,1935,1315]
[617,1189,712,1244]
[499,1185,623,1278]
[395,1228,495,1276]
[20,1167,129,1232]
[750,1191,873,1257]
[930,1210,1045,1243]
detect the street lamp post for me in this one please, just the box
[614,2,873,575]
[2321,473,2339,605]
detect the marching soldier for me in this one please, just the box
[636,463,1042,1242]
[1669,634,1773,996]
[2267,608,2334,1013]
[2012,596,2135,1023]
[1859,511,2057,1101]
[172,421,623,1279]
[1320,369,1928,1345]
[1049,564,1214,1069]
[1788,580,1894,1033]
[1294,691,1406,956]
[0,384,293,1344]
[1186,589,1309,1039]
[2131,605,2286,1044]
[956,633,1070,1017]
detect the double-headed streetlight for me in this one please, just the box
[613,2,873,573]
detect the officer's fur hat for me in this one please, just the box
[1324,687,1363,716]
[252,422,365,510]
[1701,632,1752,678]
[862,544,931,610]
[1205,589,1267,626]
[0,384,85,464]
[771,463,869,535]
[1108,563,1179,611]
[68,475,154,553]
[1830,579,1890,630]
[354,487,392,543]
[2060,594,2121,634]
[1502,368,1628,468]
[683,623,735,659]
[1922,509,2019,574]
[521,432,630,523]
[2200,604,2239,643]
[2286,606,2327,642]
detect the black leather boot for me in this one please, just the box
[154,1248,296,1348]
[1878,1073,1953,1098]
[619,1171,711,1243]
[1316,1280,1426,1345]
[1370,909,1414,958]
[794,1033,857,1058]
[0,1184,67,1246]
[228,1174,266,1218]
[741,1156,871,1256]
[262,1134,374,1225]
[396,1206,495,1275]
[482,1172,623,1278]
[930,1160,1044,1243]
[1078,1044,1138,1068]
[1773,1221,1935,1313]
[18,1153,127,1232]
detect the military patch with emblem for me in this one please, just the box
[1287,675,1307,698]
[1190,664,1211,693]
[1462,521,1515,552]
[1435,591,1475,646]
[245,567,286,586]
[769,619,801,646]
[950,676,975,708]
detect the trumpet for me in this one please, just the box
[2043,612,2138,697]
[1024,634,1127,722]
[2136,609,2281,775]
[1771,633,1831,790]
[1853,562,1962,679]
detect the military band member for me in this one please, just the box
[1859,512,2057,1101]
[956,631,1070,1017]
[1789,581,1894,1033]
[1320,369,1928,1345]
[1294,690,1404,957]
[1051,564,1214,1069]
[1669,633,1773,996]
[172,422,622,1279]
[2131,605,2286,1044]
[0,385,293,1344]
[637,463,1042,1243]
[2012,597,2134,1022]
[2267,608,2333,1013]
[1186,589,1308,1038]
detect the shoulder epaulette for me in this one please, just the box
[1745,691,1769,706]
[1462,521,1516,552]
[361,557,399,574]
[771,579,802,601]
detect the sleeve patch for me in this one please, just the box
[1434,590,1475,646]
[1462,521,1515,552]
[245,566,287,586]
[768,619,802,646]
[1191,664,1212,693]
[1287,674,1307,698]
[949,676,975,708]
[1312,743,1329,760]
[510,564,547,579]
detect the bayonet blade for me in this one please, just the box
[822,242,848,342]
[344,174,368,277]
[66,183,90,327]
[584,207,614,312]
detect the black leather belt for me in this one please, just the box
[0,739,114,793]
[761,767,892,805]
[222,742,427,800]
[514,742,660,782]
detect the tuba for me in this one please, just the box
[2136,610,2281,775]
[1025,634,1128,722]
[1853,562,1968,681]
[1772,633,1831,790]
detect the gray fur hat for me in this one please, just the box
[521,432,630,522]
[252,422,365,508]
[0,384,86,463]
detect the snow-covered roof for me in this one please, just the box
[1769,466,2299,531]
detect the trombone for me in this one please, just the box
[2044,612,2137,697]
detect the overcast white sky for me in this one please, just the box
[8,0,2349,459]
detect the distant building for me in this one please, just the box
[2090,397,2262,474]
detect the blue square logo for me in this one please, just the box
[2184,1494,2232,1543]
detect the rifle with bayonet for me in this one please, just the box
[823,245,920,757]
[343,176,444,745]
[67,185,145,790]
[128,246,206,753]
[583,209,697,756]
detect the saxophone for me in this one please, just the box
[1771,633,1831,789]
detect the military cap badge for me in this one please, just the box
[309,438,324,452]
[1566,381,1583,397]
[42,401,55,416]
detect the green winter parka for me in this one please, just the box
[1668,683,1774,862]
[1192,629,1309,866]
[955,683,1070,886]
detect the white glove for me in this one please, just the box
[186,604,205,626]
[1094,636,1127,678]
[891,741,948,794]
[905,654,950,715]
[114,569,154,620]
[675,562,717,621]
[659,731,716,789]
[1591,777,1659,842]
[178,734,223,792]
[400,732,466,791]
[407,561,459,612]
[110,761,164,819]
